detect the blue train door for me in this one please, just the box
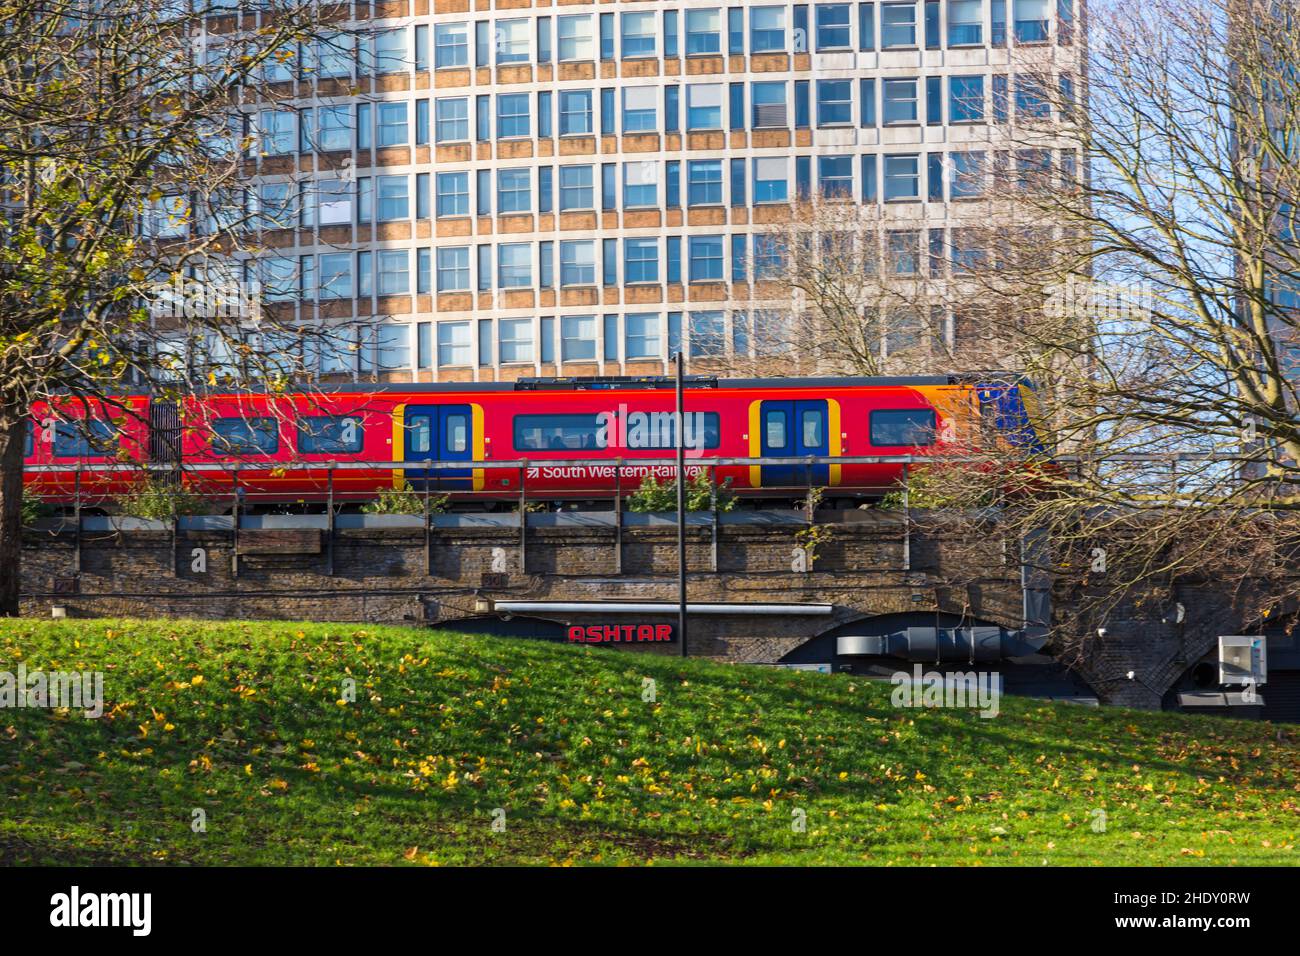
[760,400,829,487]
[404,404,472,489]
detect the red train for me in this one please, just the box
[23,375,1044,506]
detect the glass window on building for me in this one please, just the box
[687,160,723,206]
[560,240,596,286]
[372,29,409,74]
[559,165,594,210]
[751,81,788,127]
[752,157,789,203]
[750,6,787,51]
[949,150,987,198]
[376,324,411,369]
[1013,0,1049,42]
[315,105,352,151]
[622,86,657,133]
[622,161,658,208]
[319,253,353,299]
[881,3,917,46]
[437,321,472,366]
[376,249,410,295]
[497,168,531,214]
[689,311,726,357]
[258,110,296,155]
[685,8,722,54]
[621,11,657,57]
[949,75,985,121]
[436,172,469,218]
[561,314,597,360]
[375,102,408,147]
[496,19,530,63]
[496,93,530,138]
[753,234,786,278]
[498,243,532,288]
[434,23,468,68]
[436,246,470,291]
[886,230,921,274]
[815,4,852,49]
[318,325,357,374]
[687,84,723,130]
[883,154,920,199]
[257,182,293,230]
[624,237,659,283]
[376,175,409,221]
[559,90,592,135]
[882,78,918,124]
[1015,72,1050,118]
[816,79,852,126]
[819,155,853,198]
[259,255,299,301]
[499,318,534,363]
[557,14,594,60]
[625,312,662,359]
[948,0,983,44]
[313,32,355,78]
[435,97,469,142]
[310,178,350,226]
[688,236,724,282]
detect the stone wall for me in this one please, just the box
[18,513,1255,708]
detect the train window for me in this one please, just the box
[801,409,823,446]
[52,420,117,458]
[513,412,721,451]
[408,415,431,453]
[870,409,937,447]
[515,414,603,451]
[764,409,787,448]
[298,416,363,454]
[683,412,722,450]
[212,417,279,455]
[446,414,468,453]
[24,421,33,458]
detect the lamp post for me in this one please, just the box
[675,350,688,657]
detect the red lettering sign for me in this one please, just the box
[566,622,677,644]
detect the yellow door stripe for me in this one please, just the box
[391,403,406,489]
[827,399,842,486]
[471,403,485,491]
[747,400,762,487]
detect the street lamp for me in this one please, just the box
[675,350,688,657]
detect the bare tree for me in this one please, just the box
[0,0,338,614]
[896,0,1300,657]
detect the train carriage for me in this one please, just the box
[23,375,1044,506]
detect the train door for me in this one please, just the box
[759,399,829,488]
[403,404,472,489]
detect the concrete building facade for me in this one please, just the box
[168,0,1082,380]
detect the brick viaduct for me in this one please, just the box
[20,506,1274,714]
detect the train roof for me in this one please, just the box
[84,373,1034,401]
[112,373,1031,397]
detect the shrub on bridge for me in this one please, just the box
[626,472,736,512]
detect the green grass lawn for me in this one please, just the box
[1,618,1298,865]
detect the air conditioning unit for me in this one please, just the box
[1218,635,1268,686]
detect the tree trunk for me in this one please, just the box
[0,404,27,616]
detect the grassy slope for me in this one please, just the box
[0,619,1297,866]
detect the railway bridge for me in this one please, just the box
[21,473,1297,718]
